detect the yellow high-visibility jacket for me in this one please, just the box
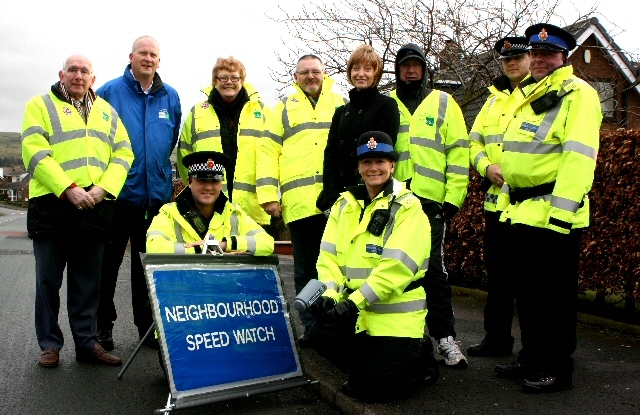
[256,77,347,224]
[146,190,274,256]
[390,90,413,182]
[317,179,430,338]
[177,83,271,225]
[401,90,469,207]
[22,91,133,199]
[469,76,523,212]
[499,66,602,234]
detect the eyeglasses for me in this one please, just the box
[216,75,241,83]
[296,69,323,77]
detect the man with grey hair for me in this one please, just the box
[96,36,181,351]
[257,54,346,344]
[22,54,133,368]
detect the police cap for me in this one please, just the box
[525,23,576,53]
[356,131,399,161]
[494,36,529,59]
[182,151,230,181]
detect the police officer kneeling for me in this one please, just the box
[307,131,438,402]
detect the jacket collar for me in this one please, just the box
[124,64,164,94]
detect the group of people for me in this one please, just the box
[22,19,600,404]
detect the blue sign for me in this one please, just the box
[149,264,301,395]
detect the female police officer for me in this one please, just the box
[309,131,438,402]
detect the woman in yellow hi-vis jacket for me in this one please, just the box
[308,131,438,402]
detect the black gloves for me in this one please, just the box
[323,299,359,324]
[308,297,336,318]
[442,202,459,221]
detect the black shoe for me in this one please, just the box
[522,372,572,393]
[495,360,531,379]
[467,338,512,357]
[97,329,114,351]
[140,335,160,350]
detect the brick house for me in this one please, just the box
[0,166,29,202]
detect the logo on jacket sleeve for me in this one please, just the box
[254,111,262,119]
[425,116,435,126]
[103,112,109,121]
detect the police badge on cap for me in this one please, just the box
[182,151,230,181]
[356,131,399,161]
[494,36,529,59]
[525,23,577,52]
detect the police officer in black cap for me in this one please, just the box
[467,36,530,358]
[494,24,602,393]
[146,150,274,256]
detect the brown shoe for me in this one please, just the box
[39,348,60,368]
[76,342,122,366]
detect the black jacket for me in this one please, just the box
[317,87,400,211]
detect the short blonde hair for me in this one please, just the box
[346,45,383,87]
[212,56,246,84]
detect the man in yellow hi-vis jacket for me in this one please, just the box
[467,36,530,358]
[22,54,133,369]
[147,151,273,256]
[494,24,602,394]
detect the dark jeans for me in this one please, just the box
[505,224,582,376]
[289,214,327,327]
[98,203,158,336]
[34,231,105,352]
[482,211,514,343]
[421,201,456,340]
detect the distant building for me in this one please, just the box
[0,166,29,201]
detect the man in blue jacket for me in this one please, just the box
[96,35,181,350]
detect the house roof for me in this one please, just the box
[0,175,29,191]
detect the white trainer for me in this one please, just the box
[437,336,468,368]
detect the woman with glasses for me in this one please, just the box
[316,45,400,212]
[178,57,271,229]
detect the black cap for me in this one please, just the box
[182,151,230,181]
[494,36,529,59]
[356,131,399,161]
[395,43,426,66]
[525,23,576,52]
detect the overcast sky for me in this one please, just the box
[0,0,635,133]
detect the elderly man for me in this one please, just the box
[147,151,274,256]
[256,55,346,340]
[494,24,601,393]
[391,43,470,368]
[96,35,182,351]
[467,36,530,357]
[178,57,271,230]
[21,54,133,368]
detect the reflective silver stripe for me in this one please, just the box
[532,194,552,203]
[444,139,470,152]
[410,136,444,153]
[320,241,337,255]
[503,141,562,155]
[382,193,413,245]
[174,243,186,254]
[339,199,348,213]
[265,130,283,145]
[240,128,263,138]
[534,105,562,141]
[397,150,410,161]
[192,129,221,145]
[222,183,228,193]
[27,149,52,175]
[359,282,380,304]
[420,257,429,271]
[48,130,85,146]
[398,124,410,133]
[414,164,446,183]
[234,182,257,192]
[21,126,48,142]
[246,236,257,254]
[564,141,597,161]
[113,139,132,152]
[247,229,262,236]
[281,175,321,193]
[41,94,62,134]
[435,92,448,145]
[551,195,581,213]
[257,177,279,187]
[284,122,331,140]
[381,248,419,274]
[147,230,170,240]
[501,184,510,194]
[174,220,184,243]
[473,151,488,170]
[108,107,118,148]
[60,157,107,171]
[110,157,132,171]
[488,96,497,108]
[230,211,239,236]
[447,165,469,176]
[281,103,291,132]
[325,281,339,291]
[469,131,484,145]
[485,134,503,145]
[339,266,371,279]
[366,299,427,314]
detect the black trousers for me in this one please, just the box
[34,231,105,352]
[482,211,514,343]
[98,203,157,335]
[505,224,582,375]
[289,214,327,327]
[421,201,456,340]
